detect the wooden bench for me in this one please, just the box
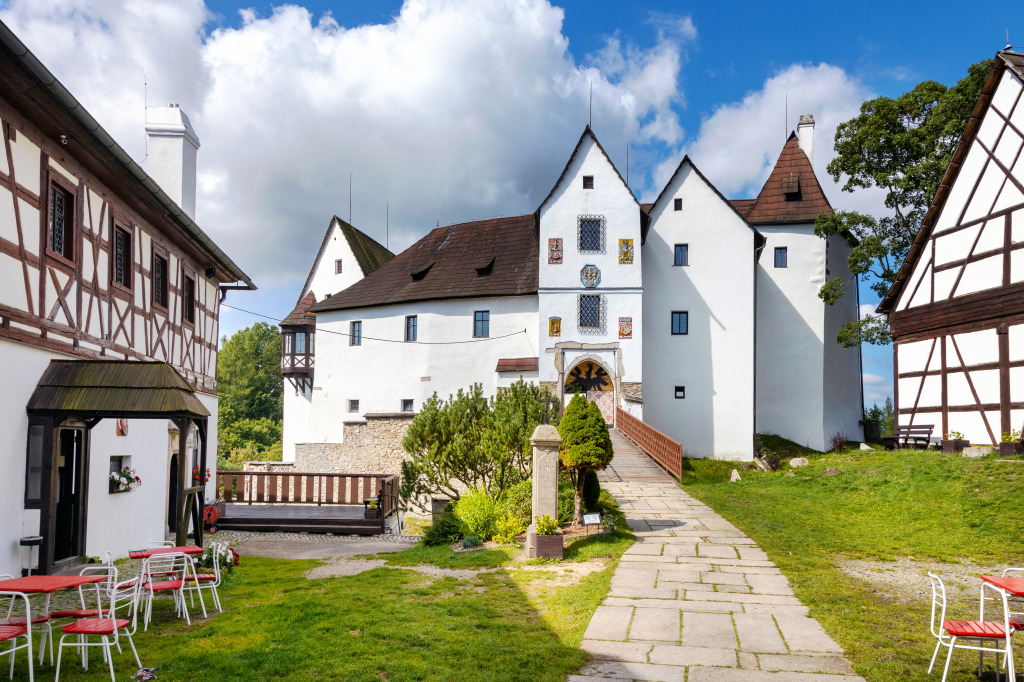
[883,424,934,450]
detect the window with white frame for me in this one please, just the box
[578,215,604,252]
[350,321,362,346]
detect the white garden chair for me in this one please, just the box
[54,578,141,682]
[140,552,205,630]
[184,544,224,613]
[49,557,118,621]
[0,575,51,665]
[928,572,1015,682]
[0,591,33,682]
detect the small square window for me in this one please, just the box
[774,247,788,268]
[349,399,359,413]
[152,252,169,309]
[335,259,343,274]
[401,399,414,412]
[474,311,490,338]
[674,244,688,266]
[673,198,682,211]
[405,315,418,342]
[674,386,685,399]
[182,273,195,325]
[350,321,362,346]
[582,175,594,189]
[672,311,688,335]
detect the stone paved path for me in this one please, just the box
[571,431,864,681]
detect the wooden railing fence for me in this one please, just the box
[615,406,683,478]
[218,471,399,509]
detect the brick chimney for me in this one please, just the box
[797,114,814,166]
[145,104,200,219]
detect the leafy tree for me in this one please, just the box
[865,396,895,438]
[815,59,992,347]
[399,380,557,512]
[557,395,613,525]
[216,323,284,462]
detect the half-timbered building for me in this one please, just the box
[0,22,253,574]
[878,51,1024,446]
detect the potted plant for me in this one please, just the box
[941,431,969,454]
[364,499,380,520]
[999,430,1023,457]
[109,466,141,493]
[532,514,563,559]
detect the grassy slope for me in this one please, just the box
[681,446,1024,681]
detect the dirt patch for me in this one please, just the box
[220,534,414,561]
[516,559,609,587]
[307,559,387,578]
[838,557,1018,607]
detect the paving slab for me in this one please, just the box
[574,429,860,680]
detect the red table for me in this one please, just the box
[981,575,1024,596]
[128,545,203,560]
[0,575,106,615]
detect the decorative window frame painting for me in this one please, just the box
[548,238,563,264]
[618,238,634,265]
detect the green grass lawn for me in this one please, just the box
[681,444,1024,681]
[10,528,632,681]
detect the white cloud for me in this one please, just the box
[0,0,694,292]
[859,303,879,320]
[862,372,892,405]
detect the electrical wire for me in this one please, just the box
[221,303,531,345]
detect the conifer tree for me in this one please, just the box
[557,395,613,525]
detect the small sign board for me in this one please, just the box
[582,513,601,526]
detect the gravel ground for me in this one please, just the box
[838,557,1022,609]
[211,530,417,561]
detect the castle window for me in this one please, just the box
[674,198,682,211]
[152,251,169,309]
[335,259,343,274]
[578,215,604,252]
[582,175,594,189]
[182,272,195,325]
[674,244,688,266]
[349,400,359,413]
[675,386,685,399]
[350,321,362,346]
[112,224,132,289]
[672,311,688,335]
[47,180,75,263]
[774,247,788,268]
[474,311,489,338]
[579,295,601,328]
[294,331,306,354]
[405,315,418,342]
[402,399,414,412]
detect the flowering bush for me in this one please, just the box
[192,465,211,484]
[109,467,141,492]
[196,545,240,573]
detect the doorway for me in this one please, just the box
[168,452,179,535]
[53,428,86,563]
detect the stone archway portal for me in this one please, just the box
[566,360,614,425]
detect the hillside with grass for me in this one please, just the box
[680,440,1024,681]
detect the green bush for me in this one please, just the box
[499,480,532,527]
[494,511,525,544]
[422,514,465,547]
[453,488,498,540]
[583,470,600,512]
[461,536,482,548]
[535,514,559,535]
[596,489,618,514]
[557,480,575,525]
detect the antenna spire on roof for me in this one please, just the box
[589,81,593,128]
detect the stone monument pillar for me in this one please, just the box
[526,424,561,557]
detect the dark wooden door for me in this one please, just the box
[53,428,85,562]
[168,453,179,535]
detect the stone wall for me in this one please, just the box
[293,413,414,474]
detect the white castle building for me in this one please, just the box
[281,118,864,466]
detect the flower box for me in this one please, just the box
[364,508,381,520]
[941,439,969,454]
[998,442,1023,457]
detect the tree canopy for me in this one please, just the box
[815,59,992,347]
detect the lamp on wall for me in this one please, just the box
[204,266,216,278]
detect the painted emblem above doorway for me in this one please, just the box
[566,360,611,392]
[580,264,600,288]
[548,238,563,264]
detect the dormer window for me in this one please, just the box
[674,198,682,211]
[583,175,594,189]
[411,264,433,281]
[335,259,343,274]
[783,172,801,201]
[475,258,495,276]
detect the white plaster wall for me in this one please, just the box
[755,224,828,451]
[537,134,643,390]
[307,296,538,444]
[642,163,755,460]
[305,219,374,300]
[822,233,865,441]
[283,386,313,462]
[496,370,539,389]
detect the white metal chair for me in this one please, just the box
[0,576,51,666]
[140,552,205,630]
[928,572,1015,682]
[49,558,119,621]
[0,591,33,682]
[999,567,1024,630]
[184,544,224,613]
[54,579,141,682]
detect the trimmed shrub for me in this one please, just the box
[453,487,498,540]
[422,514,464,547]
[583,470,601,512]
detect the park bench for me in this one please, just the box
[882,424,934,450]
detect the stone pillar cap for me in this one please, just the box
[530,424,562,446]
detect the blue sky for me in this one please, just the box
[2,0,1021,407]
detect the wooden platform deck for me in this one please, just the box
[216,503,386,535]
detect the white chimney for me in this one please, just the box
[797,113,815,166]
[145,104,200,219]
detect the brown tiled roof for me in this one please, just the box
[729,199,756,218]
[495,357,539,372]
[281,291,316,327]
[297,217,394,304]
[879,52,1018,314]
[744,133,832,225]
[311,214,538,313]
